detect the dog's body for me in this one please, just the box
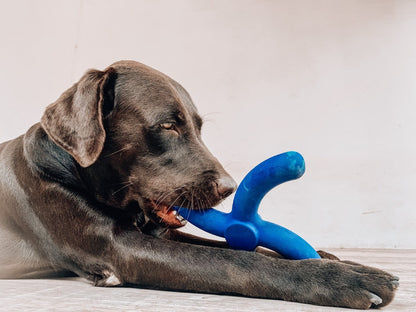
[0,61,398,309]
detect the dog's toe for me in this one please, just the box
[94,271,122,287]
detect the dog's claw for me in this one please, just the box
[391,278,400,290]
[369,293,383,306]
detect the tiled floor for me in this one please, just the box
[0,249,414,312]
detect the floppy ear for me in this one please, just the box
[41,68,117,167]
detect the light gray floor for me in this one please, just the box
[0,249,414,312]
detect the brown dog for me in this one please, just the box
[0,61,398,309]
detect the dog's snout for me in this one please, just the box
[216,176,237,199]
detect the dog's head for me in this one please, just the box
[40,60,236,227]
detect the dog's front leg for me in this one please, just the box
[163,229,339,260]
[107,231,397,309]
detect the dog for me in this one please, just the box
[0,60,398,309]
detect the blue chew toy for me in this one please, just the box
[174,151,320,260]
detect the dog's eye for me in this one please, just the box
[160,123,176,131]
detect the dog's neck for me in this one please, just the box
[22,123,165,234]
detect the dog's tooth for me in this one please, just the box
[172,210,178,216]
[175,213,187,224]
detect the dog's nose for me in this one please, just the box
[216,176,237,199]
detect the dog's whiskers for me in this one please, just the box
[154,187,184,207]
[190,189,195,210]
[112,182,133,196]
[177,197,191,220]
[166,190,187,211]
[103,146,131,158]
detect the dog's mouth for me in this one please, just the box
[146,200,187,228]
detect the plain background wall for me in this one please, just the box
[0,0,415,248]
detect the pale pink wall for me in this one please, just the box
[1,0,415,248]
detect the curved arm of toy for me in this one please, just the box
[173,207,230,238]
[231,151,305,221]
[258,219,320,260]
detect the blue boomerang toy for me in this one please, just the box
[174,151,321,260]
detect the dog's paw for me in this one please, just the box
[308,260,399,309]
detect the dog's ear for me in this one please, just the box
[41,68,117,168]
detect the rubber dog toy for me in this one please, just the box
[174,151,321,260]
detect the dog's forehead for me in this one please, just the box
[113,61,201,124]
